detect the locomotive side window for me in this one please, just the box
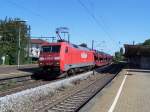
[42,45,60,53]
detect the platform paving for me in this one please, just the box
[0,64,38,79]
[114,69,150,112]
[79,69,150,112]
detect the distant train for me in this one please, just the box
[38,41,112,76]
[94,50,112,67]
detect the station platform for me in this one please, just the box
[79,69,150,112]
[0,64,38,79]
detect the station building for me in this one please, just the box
[124,44,150,69]
[29,39,49,59]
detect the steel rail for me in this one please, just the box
[35,64,123,112]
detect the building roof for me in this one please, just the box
[124,44,150,57]
[31,39,49,45]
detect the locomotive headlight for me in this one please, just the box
[56,62,60,65]
[54,56,60,60]
[39,57,44,61]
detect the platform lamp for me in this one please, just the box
[15,20,27,69]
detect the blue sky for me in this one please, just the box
[0,0,150,55]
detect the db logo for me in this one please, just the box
[81,52,87,59]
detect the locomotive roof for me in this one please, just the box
[41,42,92,51]
[71,44,92,51]
[41,42,112,55]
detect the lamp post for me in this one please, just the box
[15,20,27,69]
[0,35,2,40]
[28,25,31,64]
[0,31,3,41]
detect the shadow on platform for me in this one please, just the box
[127,69,150,74]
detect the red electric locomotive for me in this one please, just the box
[38,28,112,77]
[39,41,95,75]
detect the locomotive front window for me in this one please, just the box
[42,45,60,53]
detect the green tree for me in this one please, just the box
[114,47,124,62]
[0,17,30,65]
[143,39,150,45]
[120,47,123,55]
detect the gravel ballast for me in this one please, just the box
[0,71,93,112]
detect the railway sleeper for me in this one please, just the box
[64,99,85,104]
[53,106,77,111]
[66,97,84,101]
[60,102,78,106]
[53,108,77,112]
[49,108,65,112]
[54,104,77,109]
[70,96,89,100]
[50,108,74,112]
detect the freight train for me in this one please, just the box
[38,40,112,77]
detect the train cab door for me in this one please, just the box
[65,46,72,67]
[64,46,70,64]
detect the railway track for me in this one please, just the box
[0,71,90,97]
[0,64,113,97]
[0,74,33,85]
[0,63,124,112]
[0,72,73,97]
[0,79,50,97]
[33,63,124,112]
[0,74,47,96]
